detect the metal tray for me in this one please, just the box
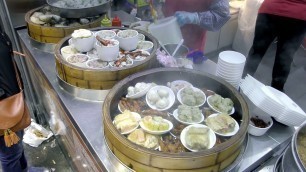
[47,0,111,18]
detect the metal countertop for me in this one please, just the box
[17,28,294,172]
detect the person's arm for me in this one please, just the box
[175,0,230,31]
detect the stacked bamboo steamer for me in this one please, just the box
[25,6,102,44]
[103,68,250,171]
[54,28,159,90]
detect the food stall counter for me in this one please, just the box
[17,28,294,171]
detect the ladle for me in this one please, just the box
[159,41,171,56]
[171,39,184,57]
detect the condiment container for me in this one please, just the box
[112,15,122,27]
[101,15,111,27]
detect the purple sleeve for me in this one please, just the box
[197,0,231,31]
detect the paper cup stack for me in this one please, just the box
[216,51,246,89]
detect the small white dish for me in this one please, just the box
[206,113,239,137]
[138,33,145,41]
[86,58,109,69]
[109,56,133,68]
[207,95,235,115]
[180,124,216,152]
[127,50,150,61]
[172,109,204,125]
[66,54,89,67]
[114,112,141,135]
[137,41,153,53]
[177,87,206,107]
[61,45,78,59]
[139,119,173,135]
[146,85,175,111]
[126,83,153,99]
[168,80,193,94]
[248,113,273,136]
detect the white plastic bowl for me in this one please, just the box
[70,30,95,52]
[177,87,206,107]
[137,41,154,53]
[139,119,173,135]
[206,113,239,136]
[207,95,235,115]
[172,109,204,125]
[248,113,273,136]
[180,124,216,152]
[95,39,120,62]
[116,30,139,51]
[146,85,176,111]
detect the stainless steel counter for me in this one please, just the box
[17,28,295,172]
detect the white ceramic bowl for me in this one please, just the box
[177,87,206,107]
[66,54,90,67]
[95,30,116,40]
[206,113,239,137]
[137,41,154,53]
[180,124,216,152]
[113,112,141,135]
[146,85,175,111]
[139,119,173,135]
[138,33,145,41]
[96,39,120,62]
[248,113,273,136]
[168,80,193,94]
[172,109,204,125]
[70,30,95,52]
[127,50,150,61]
[207,95,235,115]
[86,58,109,69]
[126,83,153,99]
[116,30,139,51]
[60,45,78,59]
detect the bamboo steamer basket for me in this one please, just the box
[103,68,249,171]
[55,27,159,90]
[25,6,103,44]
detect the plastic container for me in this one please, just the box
[101,15,111,27]
[248,113,273,136]
[112,15,122,27]
[148,17,183,45]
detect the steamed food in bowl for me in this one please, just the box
[116,30,139,51]
[297,132,306,168]
[67,54,89,64]
[186,127,210,150]
[208,94,234,114]
[177,105,203,123]
[178,86,206,107]
[127,129,159,149]
[86,59,108,69]
[206,113,236,134]
[142,116,169,131]
[113,110,141,134]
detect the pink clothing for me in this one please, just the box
[163,0,214,50]
[259,0,306,21]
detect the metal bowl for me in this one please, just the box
[47,0,110,18]
[292,121,306,171]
